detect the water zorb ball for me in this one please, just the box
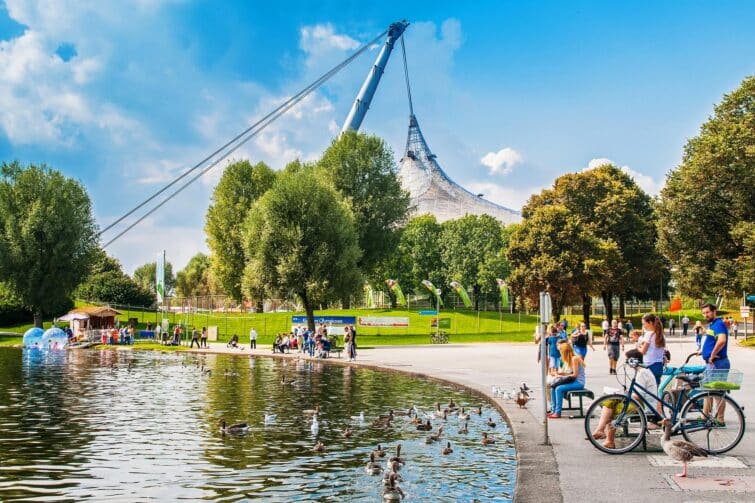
[22,327,45,348]
[42,327,68,350]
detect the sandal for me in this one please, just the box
[602,441,616,449]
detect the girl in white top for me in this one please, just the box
[639,313,666,385]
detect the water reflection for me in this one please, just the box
[0,348,515,501]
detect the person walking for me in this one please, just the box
[694,320,704,350]
[200,327,208,348]
[639,314,666,385]
[601,318,609,339]
[669,317,676,337]
[682,315,690,336]
[190,326,200,349]
[604,319,624,374]
[249,327,257,349]
[571,323,594,359]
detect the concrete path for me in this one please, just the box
[192,337,755,502]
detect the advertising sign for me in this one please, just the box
[431,317,451,329]
[419,310,437,316]
[358,316,409,328]
[291,315,356,326]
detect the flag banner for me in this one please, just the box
[669,296,682,312]
[421,280,444,306]
[385,279,407,307]
[365,284,376,308]
[496,278,510,308]
[156,252,166,303]
[449,281,472,308]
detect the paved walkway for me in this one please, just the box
[192,337,755,502]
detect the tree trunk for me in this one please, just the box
[301,292,315,331]
[33,310,44,328]
[255,300,263,313]
[601,291,614,323]
[387,291,397,309]
[581,293,591,328]
[553,295,562,321]
[473,285,480,311]
[619,294,626,320]
[342,297,351,309]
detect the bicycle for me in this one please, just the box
[429,331,449,344]
[584,358,745,455]
[658,352,707,410]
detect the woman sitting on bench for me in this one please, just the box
[548,340,586,419]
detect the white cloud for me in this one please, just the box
[466,181,544,210]
[585,157,663,195]
[480,147,523,175]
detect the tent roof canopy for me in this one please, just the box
[69,306,122,318]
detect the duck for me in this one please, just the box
[263,413,277,425]
[200,365,211,376]
[458,407,470,421]
[393,407,413,417]
[219,418,249,435]
[447,399,458,411]
[303,405,320,416]
[487,418,497,428]
[428,426,444,443]
[373,444,387,458]
[383,461,403,482]
[388,444,404,466]
[382,473,405,501]
[416,419,432,431]
[342,428,353,438]
[280,375,297,385]
[433,403,447,418]
[312,441,325,453]
[458,421,469,434]
[365,452,383,475]
[351,411,365,423]
[442,441,453,455]
[516,389,530,409]
[481,432,496,445]
[372,411,394,428]
[661,419,708,477]
[476,406,483,415]
[410,414,422,425]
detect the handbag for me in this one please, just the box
[551,375,576,387]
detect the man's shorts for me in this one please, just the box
[549,355,562,369]
[607,343,620,360]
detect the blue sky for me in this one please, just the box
[1,1,753,273]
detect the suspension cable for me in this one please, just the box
[400,34,414,116]
[100,28,388,244]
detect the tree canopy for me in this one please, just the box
[658,75,755,297]
[0,162,97,325]
[175,252,218,298]
[76,248,155,307]
[133,260,175,296]
[242,168,362,329]
[317,132,410,286]
[205,159,276,300]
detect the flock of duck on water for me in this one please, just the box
[219,398,501,501]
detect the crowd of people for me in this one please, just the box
[541,303,732,419]
[265,324,358,360]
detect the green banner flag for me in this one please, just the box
[385,279,407,307]
[449,281,472,308]
[496,278,509,308]
[421,280,444,307]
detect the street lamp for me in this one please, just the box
[436,288,442,341]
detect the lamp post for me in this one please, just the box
[436,288,442,340]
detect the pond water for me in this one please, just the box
[0,348,515,501]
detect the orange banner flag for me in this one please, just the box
[669,296,682,312]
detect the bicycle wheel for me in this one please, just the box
[584,394,647,454]
[679,391,745,454]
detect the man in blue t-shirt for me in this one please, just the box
[701,303,729,369]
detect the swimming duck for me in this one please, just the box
[342,428,353,438]
[200,365,211,376]
[459,407,470,421]
[442,441,453,455]
[312,441,325,453]
[219,419,249,435]
[458,421,469,434]
[351,411,365,423]
[433,403,447,418]
[393,407,413,417]
[382,473,405,501]
[661,419,708,477]
[263,413,277,425]
[487,418,497,428]
[428,426,444,443]
[365,452,383,475]
[303,405,320,416]
[383,461,402,482]
[410,414,422,425]
[481,432,496,445]
[280,375,297,385]
[447,399,458,411]
[373,444,387,458]
[388,444,404,466]
[476,406,483,415]
[372,412,394,428]
[416,419,432,431]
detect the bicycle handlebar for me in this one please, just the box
[683,352,701,365]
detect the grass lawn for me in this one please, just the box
[738,338,755,348]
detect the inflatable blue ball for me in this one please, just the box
[22,327,45,349]
[42,327,68,350]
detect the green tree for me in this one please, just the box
[396,214,444,295]
[175,253,217,298]
[242,169,361,330]
[76,249,155,307]
[205,159,276,300]
[0,162,97,326]
[317,132,410,296]
[440,214,508,310]
[133,260,175,296]
[658,76,755,297]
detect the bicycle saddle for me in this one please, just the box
[676,374,702,387]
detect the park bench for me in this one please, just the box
[562,389,594,418]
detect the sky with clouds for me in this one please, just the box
[1,0,753,273]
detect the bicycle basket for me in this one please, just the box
[700,369,743,391]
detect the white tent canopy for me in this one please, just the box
[56,312,90,322]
